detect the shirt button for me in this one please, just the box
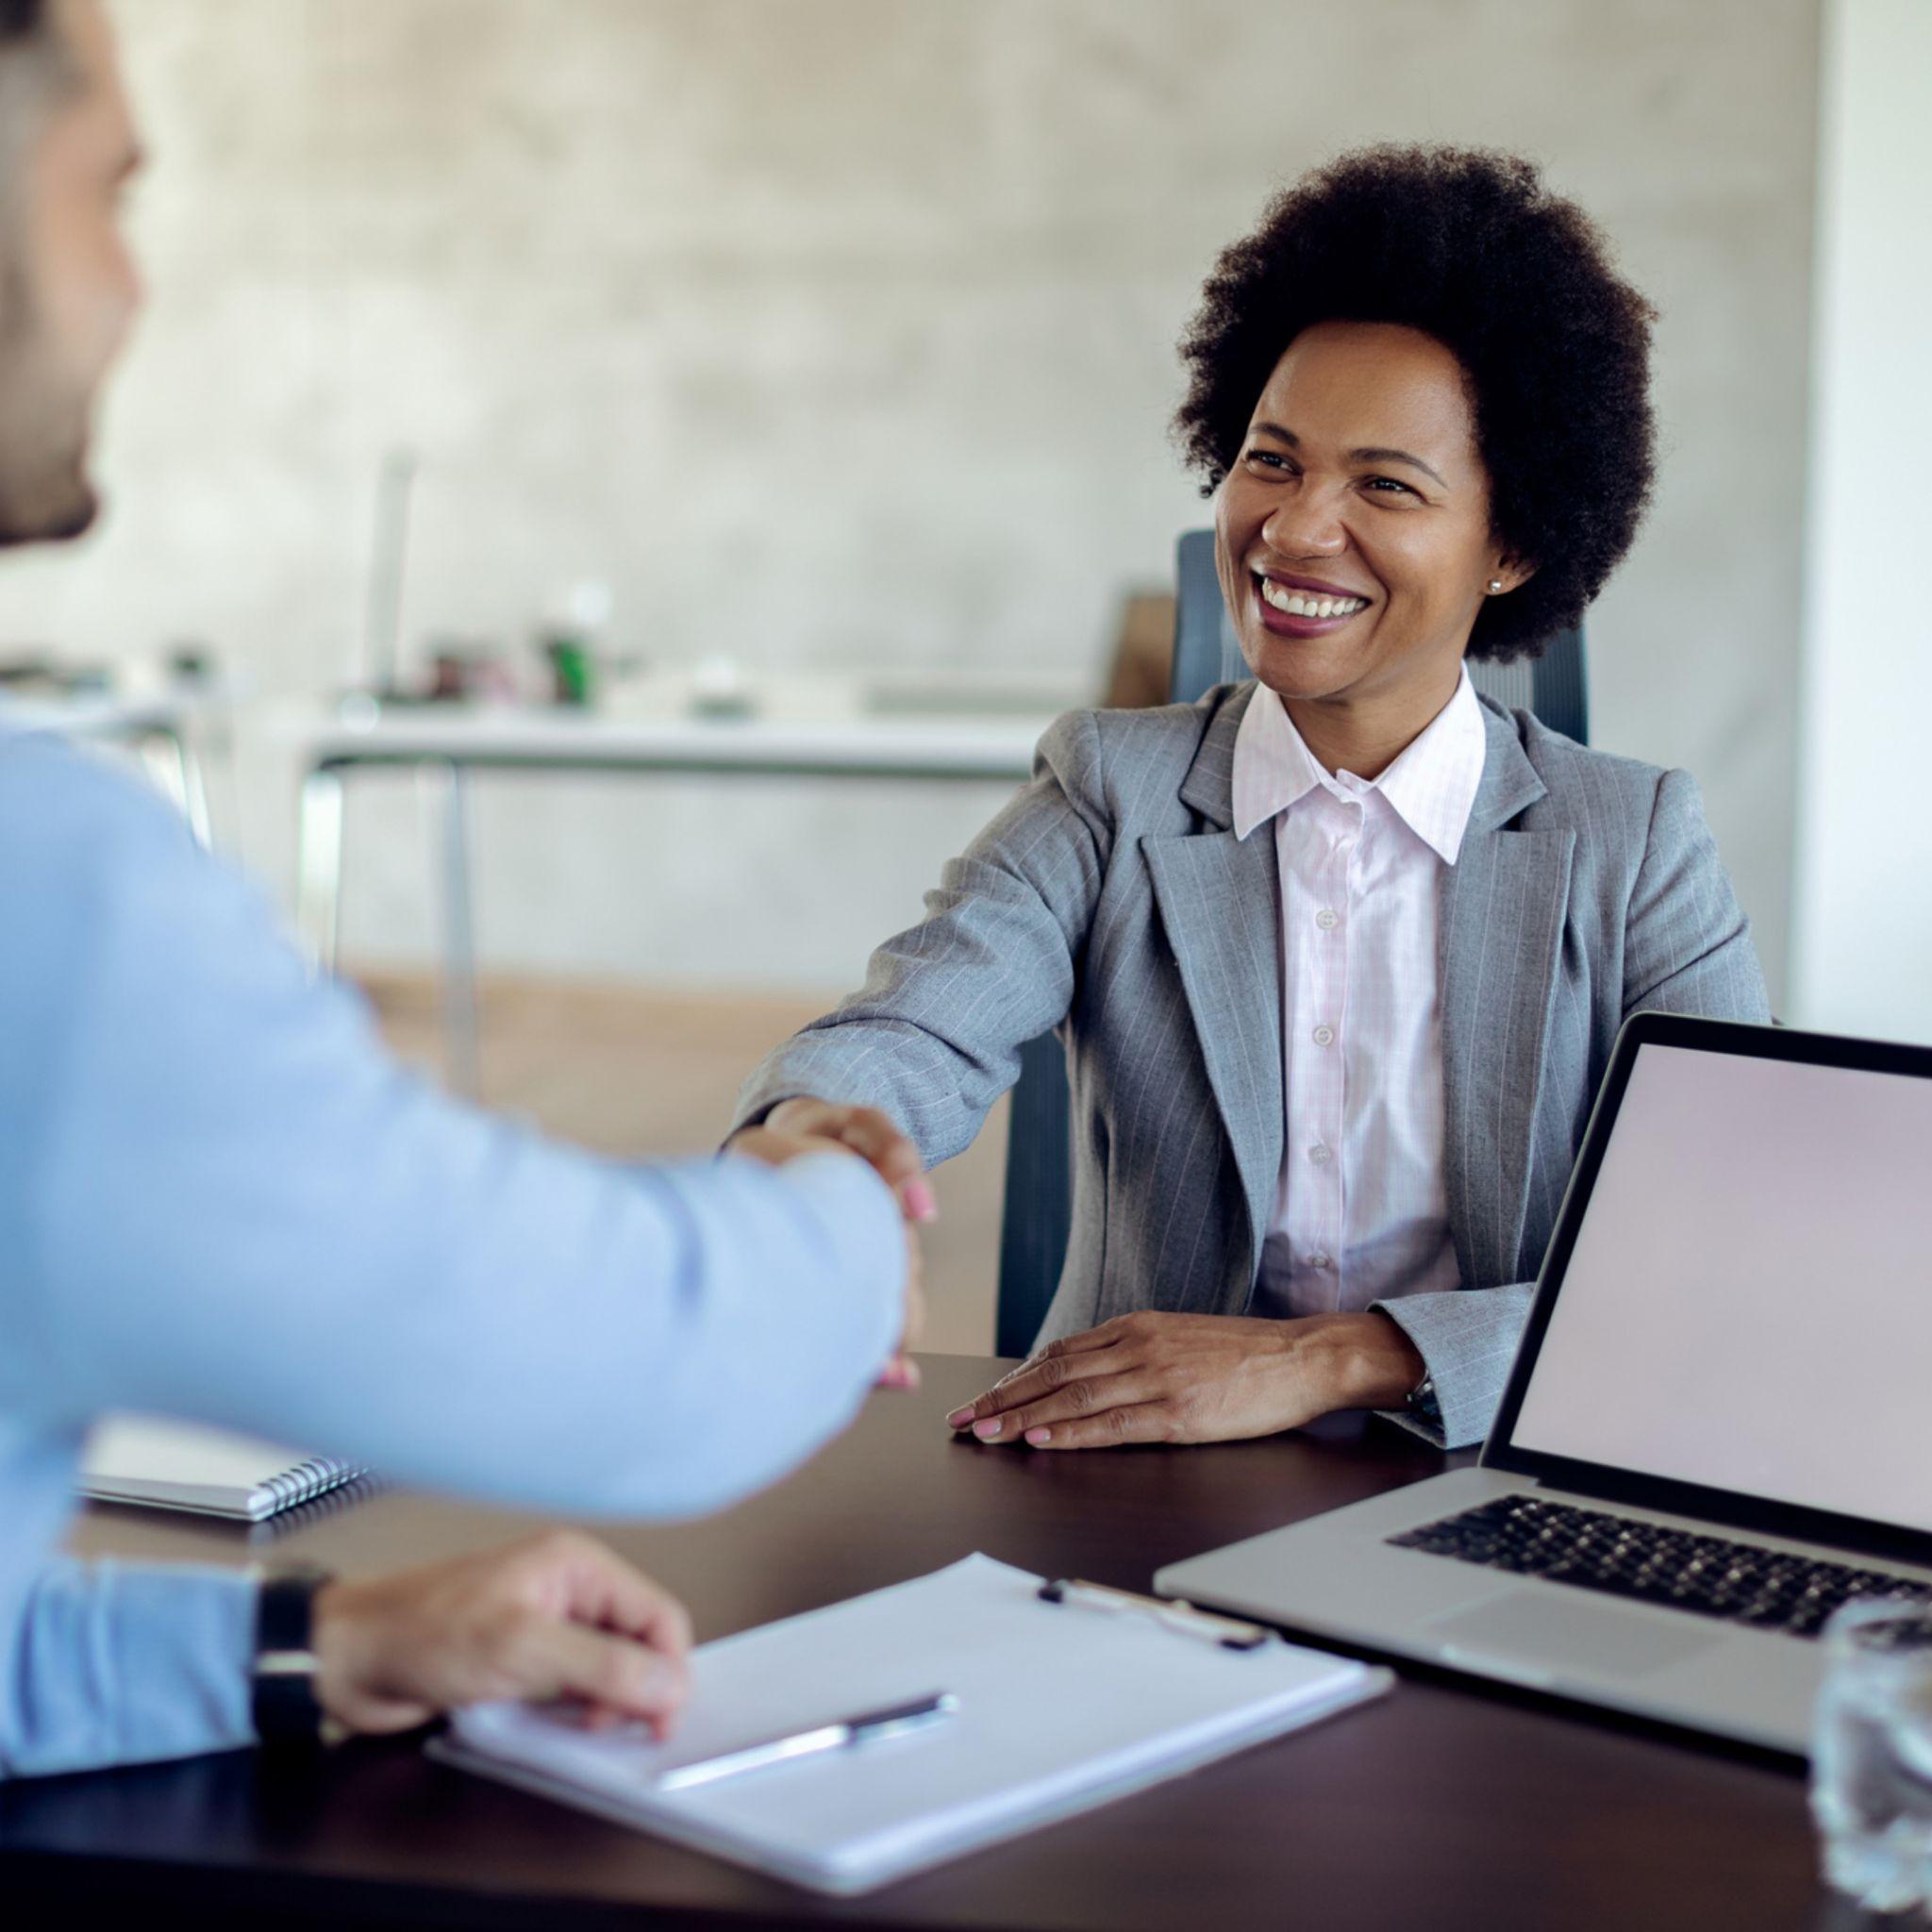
[1307,1251,1332,1270]
[1312,1024,1335,1047]
[1308,1143,1334,1167]
[1314,908,1340,931]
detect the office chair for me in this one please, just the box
[993,529,1588,1357]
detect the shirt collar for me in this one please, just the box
[1230,666,1488,865]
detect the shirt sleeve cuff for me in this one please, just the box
[1369,1293,1491,1451]
[2,1560,260,1779]
[1374,1402,1448,1449]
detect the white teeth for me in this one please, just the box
[1257,576,1366,620]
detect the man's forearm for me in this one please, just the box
[24,762,908,1531]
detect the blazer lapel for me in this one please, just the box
[1141,687,1284,1300]
[1440,704,1574,1289]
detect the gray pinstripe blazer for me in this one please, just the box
[734,682,1771,1448]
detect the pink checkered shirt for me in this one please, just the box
[1230,669,1488,1320]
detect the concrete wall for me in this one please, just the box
[1790,0,1932,1042]
[0,0,1821,998]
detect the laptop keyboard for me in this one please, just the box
[1388,1494,1932,1641]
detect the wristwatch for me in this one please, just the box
[1405,1371,1441,1430]
[251,1565,336,1751]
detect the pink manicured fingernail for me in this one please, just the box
[946,1407,974,1428]
[972,1418,1003,1441]
[1025,1427,1052,1446]
[904,1178,939,1223]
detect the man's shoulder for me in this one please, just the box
[0,724,221,992]
[0,721,197,885]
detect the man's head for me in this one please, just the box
[0,0,141,547]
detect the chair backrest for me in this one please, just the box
[993,531,1588,1357]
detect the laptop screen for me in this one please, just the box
[1507,1038,1932,1540]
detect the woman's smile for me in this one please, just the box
[1250,567,1375,639]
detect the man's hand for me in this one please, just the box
[310,1533,692,1739]
[743,1101,937,1224]
[944,1310,1427,1450]
[728,1101,932,1390]
[873,1218,927,1390]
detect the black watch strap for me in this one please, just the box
[252,1566,333,1751]
[1406,1373,1441,1430]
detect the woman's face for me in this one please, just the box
[1214,320,1526,709]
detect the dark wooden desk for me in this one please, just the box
[0,1357,1854,1930]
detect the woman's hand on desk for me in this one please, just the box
[311,1533,692,1740]
[944,1311,1426,1450]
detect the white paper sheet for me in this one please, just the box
[435,1553,1391,1895]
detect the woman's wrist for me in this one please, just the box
[1304,1311,1427,1412]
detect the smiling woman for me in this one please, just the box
[1179,145,1657,669]
[730,144,1770,1458]
[1212,319,1535,779]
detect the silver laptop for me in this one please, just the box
[1157,1012,1932,1756]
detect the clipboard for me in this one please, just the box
[429,1552,1391,1896]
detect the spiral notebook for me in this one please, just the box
[79,1416,365,1522]
[432,1553,1391,1896]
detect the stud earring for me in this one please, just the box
[1487,578,1504,593]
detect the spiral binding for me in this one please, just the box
[247,1474,389,1544]
[256,1457,366,1514]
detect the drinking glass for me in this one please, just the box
[1812,1597,1932,1916]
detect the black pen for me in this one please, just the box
[1039,1578,1273,1651]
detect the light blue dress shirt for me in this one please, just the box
[0,719,906,1778]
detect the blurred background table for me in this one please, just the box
[281,677,1072,1091]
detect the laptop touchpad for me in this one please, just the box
[1426,1590,1722,1678]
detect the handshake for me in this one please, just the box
[725,1099,935,1391]
[301,1102,935,1759]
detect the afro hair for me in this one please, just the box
[1174,144,1657,661]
